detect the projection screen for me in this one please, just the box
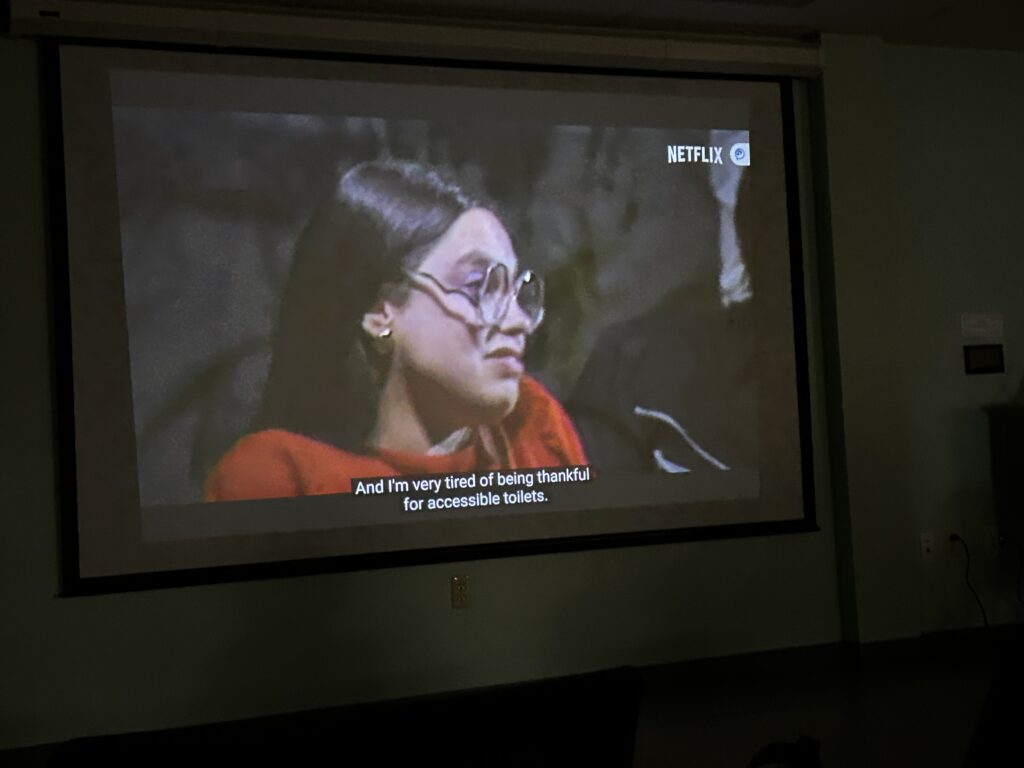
[54,43,813,587]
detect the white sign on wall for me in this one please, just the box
[960,313,1004,339]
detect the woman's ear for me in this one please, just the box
[361,301,395,339]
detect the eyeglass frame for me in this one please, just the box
[404,262,545,333]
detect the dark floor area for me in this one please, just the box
[3,625,1018,767]
[634,626,1018,768]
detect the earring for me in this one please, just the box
[372,326,393,354]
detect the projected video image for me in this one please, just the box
[113,109,757,511]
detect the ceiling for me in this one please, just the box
[107,0,1024,51]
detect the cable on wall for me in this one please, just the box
[950,534,989,629]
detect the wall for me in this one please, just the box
[821,35,1024,641]
[0,36,841,749]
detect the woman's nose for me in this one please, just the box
[497,294,531,335]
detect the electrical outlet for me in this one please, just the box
[451,575,470,609]
[921,532,937,560]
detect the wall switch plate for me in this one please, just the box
[451,575,470,609]
[920,532,937,560]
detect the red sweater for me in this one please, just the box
[205,376,586,501]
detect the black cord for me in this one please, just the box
[950,534,989,629]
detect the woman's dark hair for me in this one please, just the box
[257,160,478,447]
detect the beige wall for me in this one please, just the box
[821,35,1024,642]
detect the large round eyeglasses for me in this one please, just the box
[407,262,545,333]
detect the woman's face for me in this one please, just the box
[385,208,532,430]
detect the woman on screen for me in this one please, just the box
[205,160,586,501]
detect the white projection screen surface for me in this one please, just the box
[55,43,813,587]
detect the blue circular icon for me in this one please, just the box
[734,147,745,160]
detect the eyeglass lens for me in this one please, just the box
[479,264,544,329]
